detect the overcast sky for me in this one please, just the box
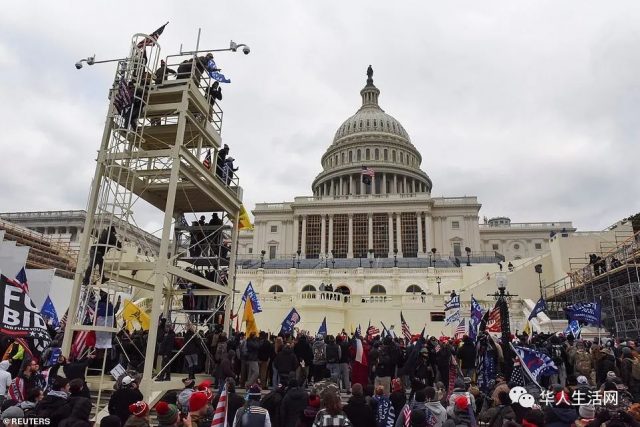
[1,1,639,233]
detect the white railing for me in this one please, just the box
[479,221,573,230]
[462,252,549,292]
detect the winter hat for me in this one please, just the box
[155,402,179,425]
[391,378,403,392]
[455,396,469,411]
[577,376,589,385]
[182,378,195,387]
[247,384,262,399]
[189,392,208,412]
[197,381,214,401]
[308,394,321,408]
[579,404,595,419]
[121,376,134,386]
[100,415,122,427]
[1,406,24,420]
[128,401,149,418]
[607,371,617,380]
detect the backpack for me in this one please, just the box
[313,344,326,364]
[551,345,564,365]
[631,358,640,380]
[575,350,592,375]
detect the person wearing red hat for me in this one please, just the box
[188,391,209,427]
[298,393,321,427]
[155,401,186,427]
[124,401,150,427]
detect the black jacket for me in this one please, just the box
[279,386,309,427]
[294,338,313,366]
[245,338,260,362]
[260,388,285,426]
[108,387,144,425]
[59,397,92,427]
[273,347,299,376]
[159,330,176,356]
[343,395,377,427]
[257,339,273,362]
[36,393,72,427]
[458,340,476,369]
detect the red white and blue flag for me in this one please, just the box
[400,312,411,341]
[211,384,227,426]
[136,22,168,49]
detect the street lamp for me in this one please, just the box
[436,276,442,295]
[260,250,266,268]
[325,252,329,268]
[488,272,518,377]
[535,264,544,299]
[331,257,335,269]
[296,250,301,269]
[393,248,398,267]
[430,248,437,267]
[465,247,471,266]
[292,254,296,268]
[359,251,364,268]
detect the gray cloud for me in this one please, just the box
[1,1,639,232]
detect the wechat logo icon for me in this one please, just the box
[509,386,535,408]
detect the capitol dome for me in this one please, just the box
[312,67,432,196]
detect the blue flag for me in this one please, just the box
[528,297,547,320]
[514,345,559,380]
[318,317,327,336]
[207,59,231,83]
[280,308,300,334]
[355,324,362,338]
[241,283,262,313]
[564,301,601,326]
[445,294,460,311]
[445,310,461,326]
[564,319,582,339]
[41,295,59,328]
[470,297,483,341]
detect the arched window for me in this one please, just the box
[392,151,396,162]
[375,148,379,160]
[341,153,345,164]
[268,285,284,293]
[349,151,353,162]
[384,149,388,161]
[335,286,351,295]
[335,155,338,165]
[357,150,361,161]
[373,119,377,127]
[301,285,316,292]
[406,285,423,294]
[359,121,363,128]
[400,152,404,163]
[366,149,370,160]
[370,285,386,294]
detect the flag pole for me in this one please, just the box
[509,342,543,391]
[598,296,602,344]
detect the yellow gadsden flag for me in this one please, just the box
[238,205,253,230]
[243,299,259,337]
[121,299,151,332]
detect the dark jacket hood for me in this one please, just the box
[71,397,92,419]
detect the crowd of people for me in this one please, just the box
[5,326,640,426]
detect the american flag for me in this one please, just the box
[361,166,375,185]
[211,384,227,426]
[136,22,169,49]
[203,149,212,170]
[487,306,501,333]
[15,268,29,294]
[366,325,380,340]
[401,404,411,427]
[454,318,466,340]
[355,324,362,338]
[510,358,526,387]
[70,290,97,360]
[400,312,411,341]
[113,78,134,115]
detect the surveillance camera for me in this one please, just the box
[87,56,95,66]
[75,62,83,70]
[229,40,238,52]
[242,46,250,55]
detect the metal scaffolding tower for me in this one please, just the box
[60,32,243,411]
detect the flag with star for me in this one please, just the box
[0,275,51,352]
[511,358,526,387]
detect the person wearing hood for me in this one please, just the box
[215,350,236,388]
[59,396,92,427]
[442,396,474,427]
[479,391,515,427]
[294,334,313,387]
[457,336,476,378]
[35,376,72,427]
[0,361,12,405]
[312,335,327,383]
[260,383,286,426]
[124,401,150,427]
[298,394,321,427]
[108,376,144,426]
[325,335,342,387]
[343,383,376,427]
[2,406,25,427]
[543,391,577,427]
[395,387,447,427]
[280,378,309,427]
[273,343,299,385]
[447,378,476,417]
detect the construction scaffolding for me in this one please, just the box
[545,230,640,338]
[60,32,243,412]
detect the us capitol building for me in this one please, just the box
[235,68,578,335]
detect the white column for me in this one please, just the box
[368,213,374,251]
[396,213,403,256]
[293,216,299,254]
[349,175,354,195]
[328,214,334,253]
[372,175,376,195]
[412,179,416,193]
[301,215,307,257]
[339,177,343,195]
[393,174,397,194]
[360,176,365,195]
[403,176,407,194]
[348,214,354,258]
[382,172,387,194]
[416,212,424,256]
[388,213,394,257]
[320,214,326,256]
